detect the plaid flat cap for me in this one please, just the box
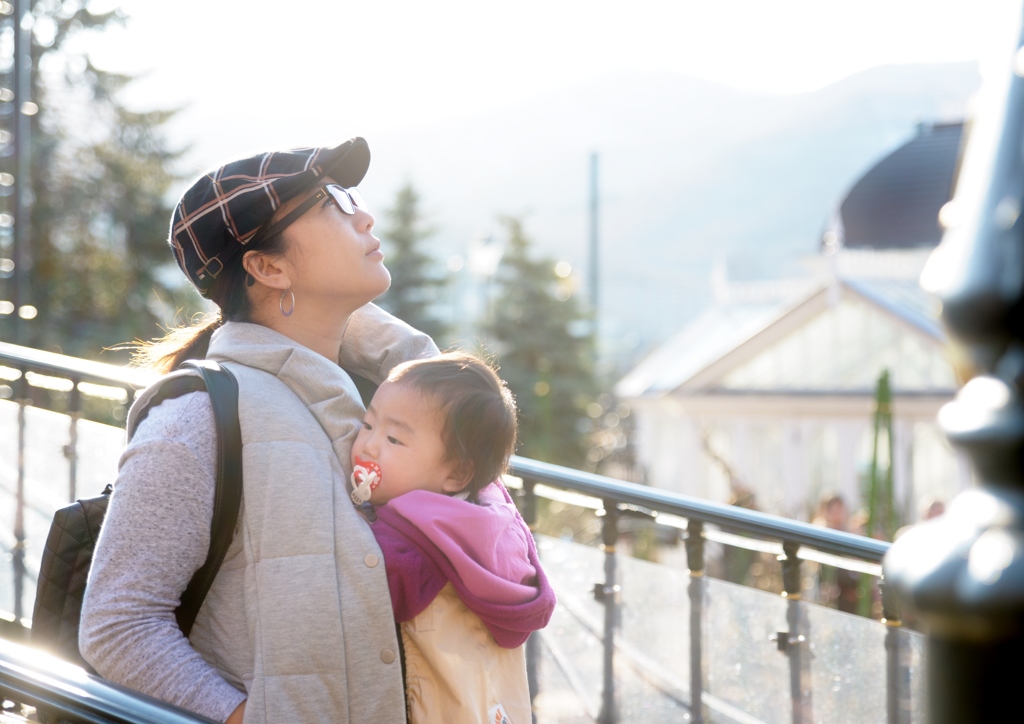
[170,137,371,296]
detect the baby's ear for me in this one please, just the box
[442,461,475,494]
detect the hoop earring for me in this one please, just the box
[280,288,295,317]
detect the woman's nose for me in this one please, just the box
[356,208,375,234]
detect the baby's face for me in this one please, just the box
[351,380,466,505]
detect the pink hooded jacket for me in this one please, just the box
[372,482,556,648]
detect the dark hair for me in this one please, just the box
[388,352,518,498]
[132,230,288,372]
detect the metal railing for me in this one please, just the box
[0,341,155,621]
[508,456,900,724]
[0,636,214,723]
[0,340,910,722]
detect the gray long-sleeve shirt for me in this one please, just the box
[80,390,247,722]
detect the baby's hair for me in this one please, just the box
[387,352,517,498]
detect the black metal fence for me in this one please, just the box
[0,341,154,622]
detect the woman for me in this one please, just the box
[80,138,438,724]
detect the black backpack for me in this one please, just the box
[31,361,243,670]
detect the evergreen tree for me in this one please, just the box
[483,216,595,468]
[0,3,187,360]
[375,183,448,342]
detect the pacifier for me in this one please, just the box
[350,456,383,504]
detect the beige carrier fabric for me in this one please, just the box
[402,583,531,724]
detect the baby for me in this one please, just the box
[350,352,555,724]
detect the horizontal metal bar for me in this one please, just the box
[0,341,156,391]
[510,456,890,562]
[535,483,603,510]
[525,493,882,576]
[704,527,785,555]
[704,528,884,577]
[0,637,214,723]
[799,547,883,577]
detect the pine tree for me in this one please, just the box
[483,216,595,468]
[0,4,187,360]
[375,183,448,342]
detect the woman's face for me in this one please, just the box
[274,179,391,308]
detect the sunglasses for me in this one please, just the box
[257,184,368,242]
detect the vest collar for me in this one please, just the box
[208,321,366,461]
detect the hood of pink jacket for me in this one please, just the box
[372,482,555,648]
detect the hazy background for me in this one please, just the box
[79,0,1017,370]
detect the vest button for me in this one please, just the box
[364,553,380,568]
[380,648,396,664]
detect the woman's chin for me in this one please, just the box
[377,268,393,294]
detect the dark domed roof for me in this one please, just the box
[833,121,963,250]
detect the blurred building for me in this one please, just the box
[616,121,969,523]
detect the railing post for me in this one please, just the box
[778,541,811,724]
[12,369,27,620]
[685,519,705,723]
[65,379,81,502]
[522,478,540,723]
[596,500,619,724]
[880,576,906,724]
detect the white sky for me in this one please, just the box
[84,0,1020,155]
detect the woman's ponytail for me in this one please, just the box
[130,314,224,374]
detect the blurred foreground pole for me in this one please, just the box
[12,0,29,344]
[884,4,1024,721]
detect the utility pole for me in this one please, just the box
[589,152,599,360]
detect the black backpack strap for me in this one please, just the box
[132,375,209,430]
[174,360,243,637]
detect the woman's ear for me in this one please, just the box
[243,250,292,291]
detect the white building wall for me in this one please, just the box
[635,403,703,497]
[730,420,751,486]
[652,408,681,491]
[786,421,814,519]
[835,420,865,511]
[628,397,973,525]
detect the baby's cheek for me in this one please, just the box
[351,434,365,464]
